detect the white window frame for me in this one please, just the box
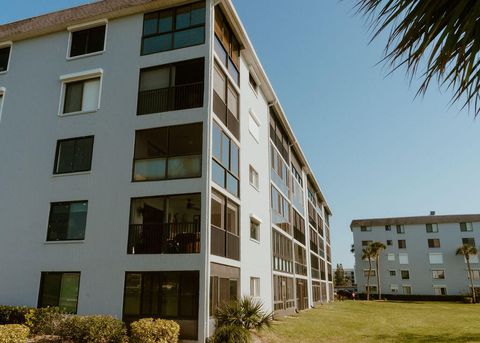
[58,68,104,117]
[433,285,447,296]
[363,269,376,277]
[0,87,5,122]
[399,253,409,265]
[248,108,260,143]
[248,66,261,95]
[249,164,259,190]
[428,252,443,265]
[0,41,13,74]
[390,284,399,293]
[250,277,260,297]
[66,19,108,60]
[469,269,480,280]
[402,284,412,295]
[387,253,395,261]
[431,269,445,279]
[465,254,479,264]
[249,215,262,242]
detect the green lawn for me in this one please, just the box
[256,301,480,343]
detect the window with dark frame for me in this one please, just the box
[38,272,80,313]
[0,46,11,72]
[426,223,438,233]
[212,122,239,197]
[270,110,290,163]
[428,238,441,248]
[396,225,405,234]
[460,222,473,232]
[292,209,305,244]
[250,218,260,241]
[47,201,88,241]
[432,270,445,279]
[401,270,410,279]
[214,6,240,84]
[63,77,101,114]
[398,239,406,249]
[385,225,391,231]
[213,63,239,139]
[387,240,393,246]
[133,123,202,181]
[70,25,106,57]
[462,237,476,246]
[54,136,94,174]
[272,229,293,273]
[141,2,205,55]
[389,270,396,276]
[137,58,204,115]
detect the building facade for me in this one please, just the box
[351,214,480,297]
[0,0,333,341]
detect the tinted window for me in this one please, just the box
[0,46,11,72]
[70,25,106,57]
[54,136,94,174]
[47,201,88,241]
[39,272,80,313]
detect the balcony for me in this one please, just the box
[311,268,320,279]
[137,82,204,115]
[128,222,200,254]
[293,227,305,245]
[211,226,239,261]
[295,262,307,276]
[310,241,318,254]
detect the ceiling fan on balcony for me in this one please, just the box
[186,198,200,211]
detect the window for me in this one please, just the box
[38,272,80,313]
[362,240,373,247]
[272,229,293,273]
[250,277,260,297]
[365,285,377,293]
[429,253,443,264]
[124,271,199,340]
[249,165,259,190]
[271,144,289,194]
[433,286,447,296]
[432,270,445,279]
[426,223,438,233]
[142,2,205,55]
[210,190,239,260]
[250,217,260,241]
[390,284,399,293]
[270,110,290,162]
[137,58,204,115]
[385,225,391,231]
[460,222,473,232]
[54,136,94,174]
[462,237,476,246]
[0,45,11,72]
[363,269,376,277]
[402,285,412,295]
[465,255,480,264]
[389,270,396,276]
[360,226,371,232]
[271,186,290,234]
[294,244,307,275]
[292,209,305,244]
[428,238,441,248]
[396,225,405,234]
[47,201,88,241]
[212,122,239,197]
[62,77,101,114]
[469,270,480,279]
[0,90,4,119]
[248,110,260,142]
[388,253,396,261]
[387,240,392,246]
[398,239,406,249]
[213,64,239,138]
[214,6,240,84]
[249,73,258,93]
[273,275,295,311]
[399,253,409,264]
[69,24,106,58]
[133,123,202,181]
[400,270,410,279]
[128,194,201,254]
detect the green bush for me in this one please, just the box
[215,297,272,330]
[58,315,127,343]
[0,306,31,325]
[130,318,180,343]
[211,325,251,343]
[25,307,64,335]
[0,324,30,343]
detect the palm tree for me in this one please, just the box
[355,0,480,115]
[362,245,374,300]
[456,244,478,303]
[371,241,387,300]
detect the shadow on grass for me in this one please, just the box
[371,332,480,343]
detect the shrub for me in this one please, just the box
[25,307,64,335]
[211,325,251,343]
[215,297,272,331]
[0,324,30,343]
[0,306,31,325]
[58,315,127,343]
[130,318,180,343]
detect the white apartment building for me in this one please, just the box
[351,214,480,298]
[0,1,333,341]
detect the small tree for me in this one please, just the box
[371,241,387,300]
[334,264,347,286]
[456,244,478,303]
[362,245,374,300]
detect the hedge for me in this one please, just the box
[0,324,29,343]
[58,315,127,343]
[130,318,180,343]
[0,306,31,325]
[25,307,63,335]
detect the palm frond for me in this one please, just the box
[356,0,480,115]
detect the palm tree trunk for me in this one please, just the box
[376,256,381,300]
[367,259,372,301]
[466,257,476,303]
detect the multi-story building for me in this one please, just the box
[0,0,333,341]
[351,213,480,297]
[333,266,355,287]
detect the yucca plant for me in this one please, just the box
[215,297,272,331]
[356,0,480,115]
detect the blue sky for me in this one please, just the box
[2,1,479,268]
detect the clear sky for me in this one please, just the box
[2,1,479,268]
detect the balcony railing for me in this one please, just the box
[128,222,200,254]
[310,241,318,254]
[295,262,308,276]
[211,226,240,260]
[293,228,305,245]
[137,82,203,115]
[311,268,320,279]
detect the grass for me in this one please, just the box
[256,301,480,343]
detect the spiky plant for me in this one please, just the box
[356,0,480,115]
[215,297,272,331]
[456,244,478,303]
